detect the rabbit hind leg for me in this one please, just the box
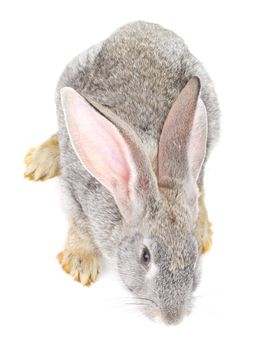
[24,133,60,181]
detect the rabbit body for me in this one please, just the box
[55,21,220,324]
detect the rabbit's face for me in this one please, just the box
[117,199,201,325]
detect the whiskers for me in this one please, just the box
[116,296,158,309]
[126,297,158,307]
[109,296,159,320]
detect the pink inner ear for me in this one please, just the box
[189,97,207,181]
[61,87,135,198]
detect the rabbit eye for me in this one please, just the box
[140,246,151,269]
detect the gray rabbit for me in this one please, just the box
[24,21,220,324]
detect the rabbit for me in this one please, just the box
[24,21,220,324]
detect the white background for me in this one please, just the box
[1,1,261,349]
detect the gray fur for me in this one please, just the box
[55,21,220,324]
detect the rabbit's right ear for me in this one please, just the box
[158,77,207,189]
[61,88,159,224]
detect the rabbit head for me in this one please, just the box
[61,77,207,325]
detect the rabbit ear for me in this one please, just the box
[158,77,207,188]
[61,87,158,223]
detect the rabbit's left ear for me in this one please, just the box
[158,77,207,188]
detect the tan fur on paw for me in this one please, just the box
[200,221,213,254]
[57,251,99,286]
[24,134,60,181]
[195,188,213,255]
[196,215,213,255]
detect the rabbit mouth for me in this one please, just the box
[150,306,190,325]
[141,298,193,325]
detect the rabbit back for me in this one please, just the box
[57,21,219,163]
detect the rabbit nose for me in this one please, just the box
[162,307,185,325]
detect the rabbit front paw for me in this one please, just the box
[24,134,60,181]
[57,250,99,286]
